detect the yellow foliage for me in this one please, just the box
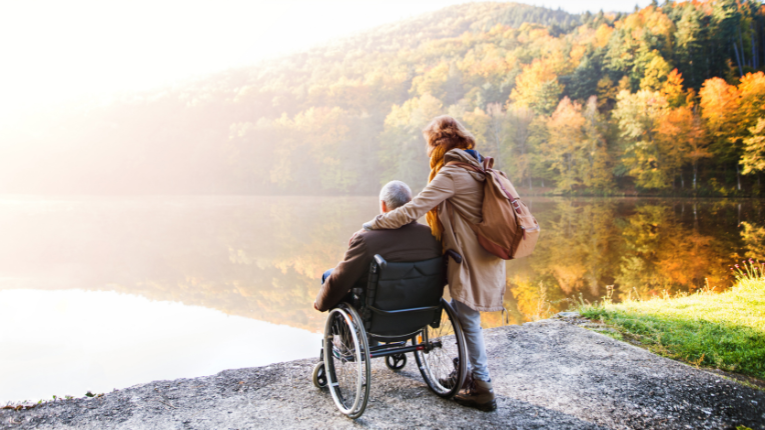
[700,77,740,139]
[741,118,765,175]
[510,59,563,115]
[661,69,686,108]
[737,72,765,131]
[656,105,708,176]
[409,62,451,98]
[740,222,765,260]
[640,51,672,92]
[618,5,675,53]
[461,107,490,146]
[594,24,614,48]
[460,44,510,80]
[543,97,587,192]
[569,44,587,66]
[613,89,672,189]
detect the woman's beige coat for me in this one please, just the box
[364,149,506,312]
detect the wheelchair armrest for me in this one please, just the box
[374,254,387,269]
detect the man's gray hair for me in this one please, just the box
[379,180,412,210]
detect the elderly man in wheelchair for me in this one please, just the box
[312,180,469,418]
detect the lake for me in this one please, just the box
[1,196,762,403]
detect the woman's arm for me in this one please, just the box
[364,169,455,230]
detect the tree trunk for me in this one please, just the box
[736,162,741,191]
[693,203,698,231]
[528,170,533,191]
[522,146,532,191]
[740,29,748,68]
[693,160,698,190]
[733,40,744,77]
[752,27,757,69]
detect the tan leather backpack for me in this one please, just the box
[447,157,540,260]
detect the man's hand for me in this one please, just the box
[349,228,365,246]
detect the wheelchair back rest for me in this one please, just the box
[363,255,445,338]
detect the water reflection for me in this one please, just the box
[0,289,321,403]
[1,197,762,325]
[502,198,763,325]
[0,196,762,400]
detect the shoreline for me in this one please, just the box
[2,318,764,429]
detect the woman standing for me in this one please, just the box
[362,115,505,412]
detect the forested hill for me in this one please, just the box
[327,2,581,53]
[2,1,764,196]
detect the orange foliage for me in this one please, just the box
[699,77,741,142]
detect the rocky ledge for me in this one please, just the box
[2,318,764,429]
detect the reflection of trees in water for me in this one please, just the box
[614,203,726,297]
[0,197,374,334]
[1,197,760,332]
[502,199,760,324]
[739,222,765,261]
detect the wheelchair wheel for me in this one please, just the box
[323,304,370,418]
[385,353,406,370]
[413,299,467,398]
[312,362,327,389]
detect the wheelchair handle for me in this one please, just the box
[445,249,463,264]
[373,254,388,269]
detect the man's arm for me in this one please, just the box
[363,169,455,231]
[314,233,369,312]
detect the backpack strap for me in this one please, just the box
[482,156,494,170]
[445,161,484,174]
[446,159,519,203]
[446,156,494,172]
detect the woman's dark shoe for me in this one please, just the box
[453,378,497,412]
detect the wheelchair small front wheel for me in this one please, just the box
[312,362,327,389]
[385,353,407,371]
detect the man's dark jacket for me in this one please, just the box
[314,222,441,312]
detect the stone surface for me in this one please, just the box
[2,320,763,429]
[556,312,582,318]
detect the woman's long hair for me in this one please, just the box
[423,115,476,240]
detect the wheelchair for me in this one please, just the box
[311,253,468,418]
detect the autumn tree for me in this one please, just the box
[543,97,587,192]
[736,72,765,138]
[613,89,670,189]
[639,50,672,92]
[700,77,742,189]
[684,107,711,190]
[582,96,613,190]
[503,104,535,189]
[14,1,765,196]
[741,118,765,175]
[655,104,708,189]
[379,94,443,191]
[510,59,564,116]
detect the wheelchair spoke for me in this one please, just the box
[324,306,370,417]
[414,301,467,398]
[330,314,358,409]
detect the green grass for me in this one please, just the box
[580,275,765,380]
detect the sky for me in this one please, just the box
[0,0,653,117]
